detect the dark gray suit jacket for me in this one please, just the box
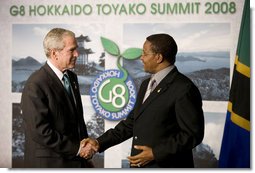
[21,63,90,168]
[97,67,204,168]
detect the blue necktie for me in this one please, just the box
[62,73,72,96]
[62,73,80,137]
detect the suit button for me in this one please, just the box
[134,136,138,140]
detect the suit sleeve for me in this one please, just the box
[96,110,134,152]
[95,80,150,152]
[152,84,204,162]
[21,82,80,158]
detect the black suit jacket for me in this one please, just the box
[97,67,204,168]
[21,63,90,168]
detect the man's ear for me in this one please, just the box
[156,53,164,64]
[50,49,58,60]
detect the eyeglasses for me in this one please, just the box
[141,52,156,56]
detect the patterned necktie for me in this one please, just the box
[150,79,157,92]
[62,73,72,96]
[143,79,157,103]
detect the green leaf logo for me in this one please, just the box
[121,48,142,60]
[101,37,120,56]
[89,37,140,121]
[100,36,142,81]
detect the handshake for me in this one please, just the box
[78,138,155,167]
[79,138,99,159]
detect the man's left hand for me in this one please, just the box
[127,145,154,167]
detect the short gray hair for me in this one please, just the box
[43,28,75,58]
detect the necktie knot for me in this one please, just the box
[149,79,157,92]
[143,78,157,103]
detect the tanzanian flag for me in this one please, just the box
[218,0,250,168]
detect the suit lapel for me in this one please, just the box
[136,78,150,108]
[134,67,179,120]
[42,64,76,114]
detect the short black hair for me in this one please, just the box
[146,33,178,64]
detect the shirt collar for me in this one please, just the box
[152,65,175,84]
[47,59,64,82]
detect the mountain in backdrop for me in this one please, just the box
[12,56,42,66]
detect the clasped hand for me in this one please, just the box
[79,138,99,159]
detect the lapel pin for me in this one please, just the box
[157,88,161,93]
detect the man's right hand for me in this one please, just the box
[79,138,99,159]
